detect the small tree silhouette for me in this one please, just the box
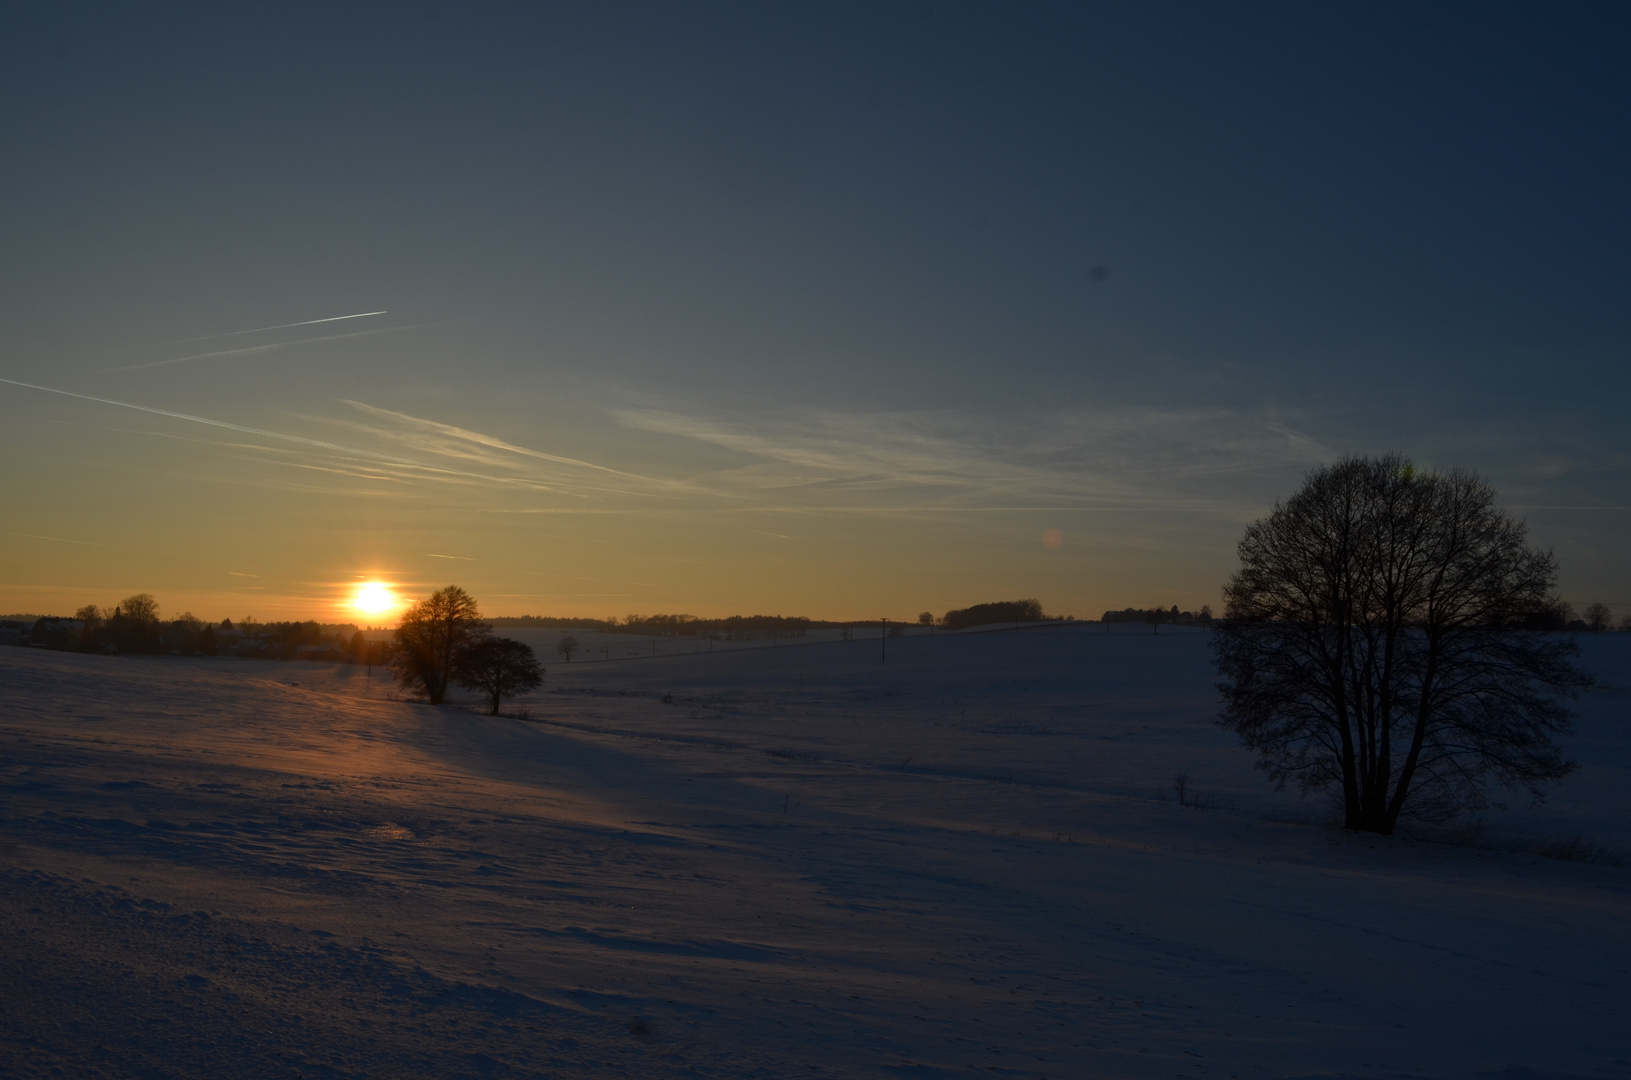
[115,593,162,652]
[1582,603,1613,633]
[73,604,104,652]
[557,634,579,662]
[456,638,544,715]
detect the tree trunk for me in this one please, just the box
[1382,646,1441,835]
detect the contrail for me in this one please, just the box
[0,377,354,453]
[6,531,122,549]
[0,377,574,496]
[139,311,388,349]
[106,324,416,373]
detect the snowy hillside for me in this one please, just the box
[1,626,1626,1078]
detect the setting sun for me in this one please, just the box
[349,581,401,620]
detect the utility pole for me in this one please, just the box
[881,618,887,663]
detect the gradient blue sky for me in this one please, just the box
[3,3,1627,622]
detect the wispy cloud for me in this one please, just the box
[611,404,1331,515]
[341,400,657,481]
[0,378,357,452]
[327,400,686,501]
[316,397,1329,519]
[1,378,585,498]
[2,375,1330,525]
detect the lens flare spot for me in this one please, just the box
[1042,528,1064,550]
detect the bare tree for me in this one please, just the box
[1582,603,1613,633]
[556,635,578,663]
[389,586,490,704]
[163,613,204,653]
[73,604,104,651]
[1145,605,1178,634]
[455,637,544,715]
[110,593,162,653]
[1213,455,1591,834]
[119,593,160,625]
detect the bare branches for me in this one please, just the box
[454,637,543,715]
[1214,455,1589,834]
[389,586,490,704]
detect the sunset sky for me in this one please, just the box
[3,4,1628,623]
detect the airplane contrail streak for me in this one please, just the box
[6,531,122,548]
[0,378,355,453]
[0,377,579,497]
[139,311,388,349]
[106,325,416,373]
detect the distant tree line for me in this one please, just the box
[7,585,1624,672]
[615,613,814,640]
[7,593,388,662]
[1101,605,1214,633]
[1092,599,1631,635]
[940,599,1055,631]
[489,612,825,641]
[487,614,616,630]
[6,586,546,716]
[1543,600,1623,633]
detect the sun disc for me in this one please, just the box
[352,581,399,618]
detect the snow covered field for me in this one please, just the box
[1,626,1627,1079]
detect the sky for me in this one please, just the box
[2,2,1628,624]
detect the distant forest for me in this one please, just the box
[491,614,832,640]
[9,592,1625,657]
[1101,605,1214,631]
[2,593,382,661]
[494,603,1068,636]
[940,599,1057,631]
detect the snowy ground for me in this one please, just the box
[1,626,1626,1079]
